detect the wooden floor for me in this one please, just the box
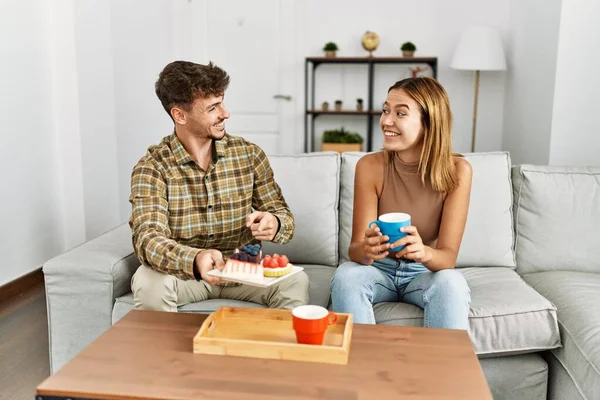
[0,280,50,400]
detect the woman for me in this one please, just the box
[330,77,473,329]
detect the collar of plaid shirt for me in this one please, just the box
[170,130,228,166]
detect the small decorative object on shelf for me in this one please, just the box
[323,42,339,58]
[334,100,343,111]
[321,101,330,111]
[322,128,364,153]
[361,31,380,57]
[409,66,427,78]
[356,98,364,111]
[401,41,417,57]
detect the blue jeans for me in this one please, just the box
[330,257,471,329]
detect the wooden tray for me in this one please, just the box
[193,307,353,365]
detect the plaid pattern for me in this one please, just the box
[129,133,294,280]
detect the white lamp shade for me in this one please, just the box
[451,26,507,71]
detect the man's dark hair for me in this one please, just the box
[155,61,230,118]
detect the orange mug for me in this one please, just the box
[292,305,338,345]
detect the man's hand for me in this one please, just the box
[194,249,225,285]
[246,211,279,241]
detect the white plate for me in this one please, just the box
[206,265,304,288]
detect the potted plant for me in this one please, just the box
[401,41,417,57]
[323,42,339,58]
[321,128,364,153]
[321,101,329,111]
[334,99,343,111]
[356,98,364,111]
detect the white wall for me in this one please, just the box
[549,0,600,166]
[74,0,122,239]
[110,0,178,221]
[47,0,87,252]
[0,0,67,286]
[503,0,562,166]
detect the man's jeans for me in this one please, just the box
[330,257,471,329]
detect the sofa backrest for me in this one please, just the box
[512,165,600,274]
[458,152,516,268]
[339,151,516,268]
[339,152,362,264]
[263,153,340,267]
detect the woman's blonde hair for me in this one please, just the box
[385,77,459,193]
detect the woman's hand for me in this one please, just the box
[361,225,391,265]
[393,226,433,264]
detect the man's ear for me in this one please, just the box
[171,107,187,125]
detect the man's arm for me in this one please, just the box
[250,145,294,244]
[129,160,202,280]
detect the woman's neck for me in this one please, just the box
[395,144,422,164]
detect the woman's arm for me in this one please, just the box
[348,153,391,265]
[426,158,472,270]
[398,158,472,271]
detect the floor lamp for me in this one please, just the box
[451,26,507,152]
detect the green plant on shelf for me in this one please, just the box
[401,41,417,52]
[322,128,364,144]
[323,42,339,51]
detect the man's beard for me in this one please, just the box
[209,119,226,140]
[211,130,225,141]
[210,127,226,141]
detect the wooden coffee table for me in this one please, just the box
[37,310,491,399]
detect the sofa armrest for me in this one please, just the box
[43,223,139,373]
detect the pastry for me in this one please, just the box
[222,244,263,281]
[221,259,264,282]
[262,254,292,277]
[230,244,262,264]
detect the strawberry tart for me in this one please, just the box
[262,254,292,277]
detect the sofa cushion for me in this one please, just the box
[300,264,335,308]
[263,153,340,267]
[339,152,362,264]
[340,152,516,268]
[112,263,335,324]
[523,271,600,400]
[544,351,586,400]
[479,354,548,400]
[113,295,263,324]
[512,165,600,274]
[372,267,560,356]
[459,153,516,268]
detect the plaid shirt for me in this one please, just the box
[129,133,294,280]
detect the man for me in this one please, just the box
[129,60,309,312]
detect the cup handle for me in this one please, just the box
[327,311,339,325]
[368,220,379,229]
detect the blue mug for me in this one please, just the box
[368,213,412,252]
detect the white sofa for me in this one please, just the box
[44,151,600,400]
